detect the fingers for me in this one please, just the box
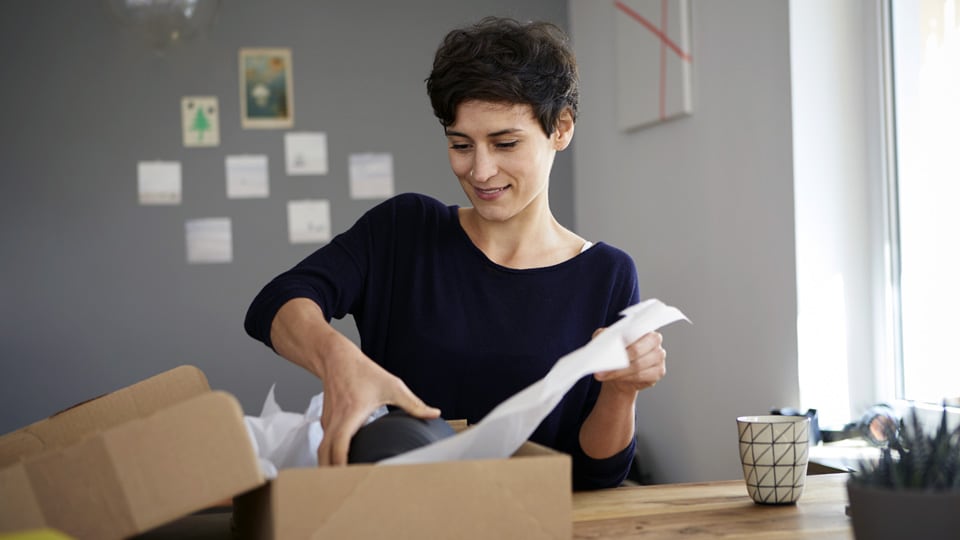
[595,360,664,383]
[594,331,666,390]
[392,384,442,419]
[318,407,370,466]
[627,331,663,356]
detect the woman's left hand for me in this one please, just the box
[593,330,666,395]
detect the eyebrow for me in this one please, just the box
[444,128,524,138]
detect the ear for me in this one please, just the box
[553,108,575,151]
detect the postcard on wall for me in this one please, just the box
[226,155,269,199]
[239,48,294,129]
[349,152,395,199]
[185,217,233,264]
[287,199,331,244]
[138,161,181,205]
[285,132,328,175]
[181,96,220,147]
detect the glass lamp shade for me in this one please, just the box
[103,0,220,50]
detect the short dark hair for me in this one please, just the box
[426,16,579,136]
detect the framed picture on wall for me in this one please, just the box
[239,48,294,129]
[614,0,694,131]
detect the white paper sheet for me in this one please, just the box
[137,161,181,205]
[226,155,269,199]
[285,132,328,175]
[349,152,394,199]
[382,298,689,464]
[287,199,331,244]
[185,217,232,264]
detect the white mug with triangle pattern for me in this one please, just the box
[736,415,810,504]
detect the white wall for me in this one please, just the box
[569,0,799,483]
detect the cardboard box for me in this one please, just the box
[0,366,264,539]
[0,366,573,539]
[233,441,570,539]
[0,365,210,465]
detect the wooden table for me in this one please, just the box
[137,473,853,539]
[572,473,852,539]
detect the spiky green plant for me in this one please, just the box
[850,406,960,491]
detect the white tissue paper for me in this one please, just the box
[243,385,385,477]
[244,298,687,472]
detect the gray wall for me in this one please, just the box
[0,1,574,433]
[2,0,805,486]
[570,0,799,483]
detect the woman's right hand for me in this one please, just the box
[270,298,440,466]
[315,344,440,465]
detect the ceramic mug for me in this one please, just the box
[737,415,810,504]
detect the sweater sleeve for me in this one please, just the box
[571,435,637,491]
[570,251,642,490]
[243,196,390,350]
[567,375,638,491]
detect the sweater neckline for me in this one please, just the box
[448,204,598,273]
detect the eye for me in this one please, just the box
[495,140,519,149]
[449,142,471,151]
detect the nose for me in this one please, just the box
[470,148,497,182]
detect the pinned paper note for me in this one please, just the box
[185,218,232,264]
[383,299,689,465]
[287,199,331,244]
[285,132,328,175]
[137,161,181,205]
[226,155,269,199]
[349,152,394,199]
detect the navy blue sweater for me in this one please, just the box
[244,193,641,489]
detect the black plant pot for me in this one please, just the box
[846,481,960,540]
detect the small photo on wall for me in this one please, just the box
[181,96,220,147]
[239,48,294,129]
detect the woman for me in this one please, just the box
[244,16,666,490]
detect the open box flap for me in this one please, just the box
[1,389,265,539]
[0,366,210,468]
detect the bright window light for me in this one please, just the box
[891,0,960,405]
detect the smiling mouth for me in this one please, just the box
[473,185,509,201]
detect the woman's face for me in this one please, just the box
[445,100,573,224]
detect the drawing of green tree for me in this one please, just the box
[191,107,211,142]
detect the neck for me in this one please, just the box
[459,202,581,269]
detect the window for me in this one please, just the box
[889,0,960,405]
[791,0,959,428]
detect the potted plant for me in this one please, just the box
[846,405,960,539]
